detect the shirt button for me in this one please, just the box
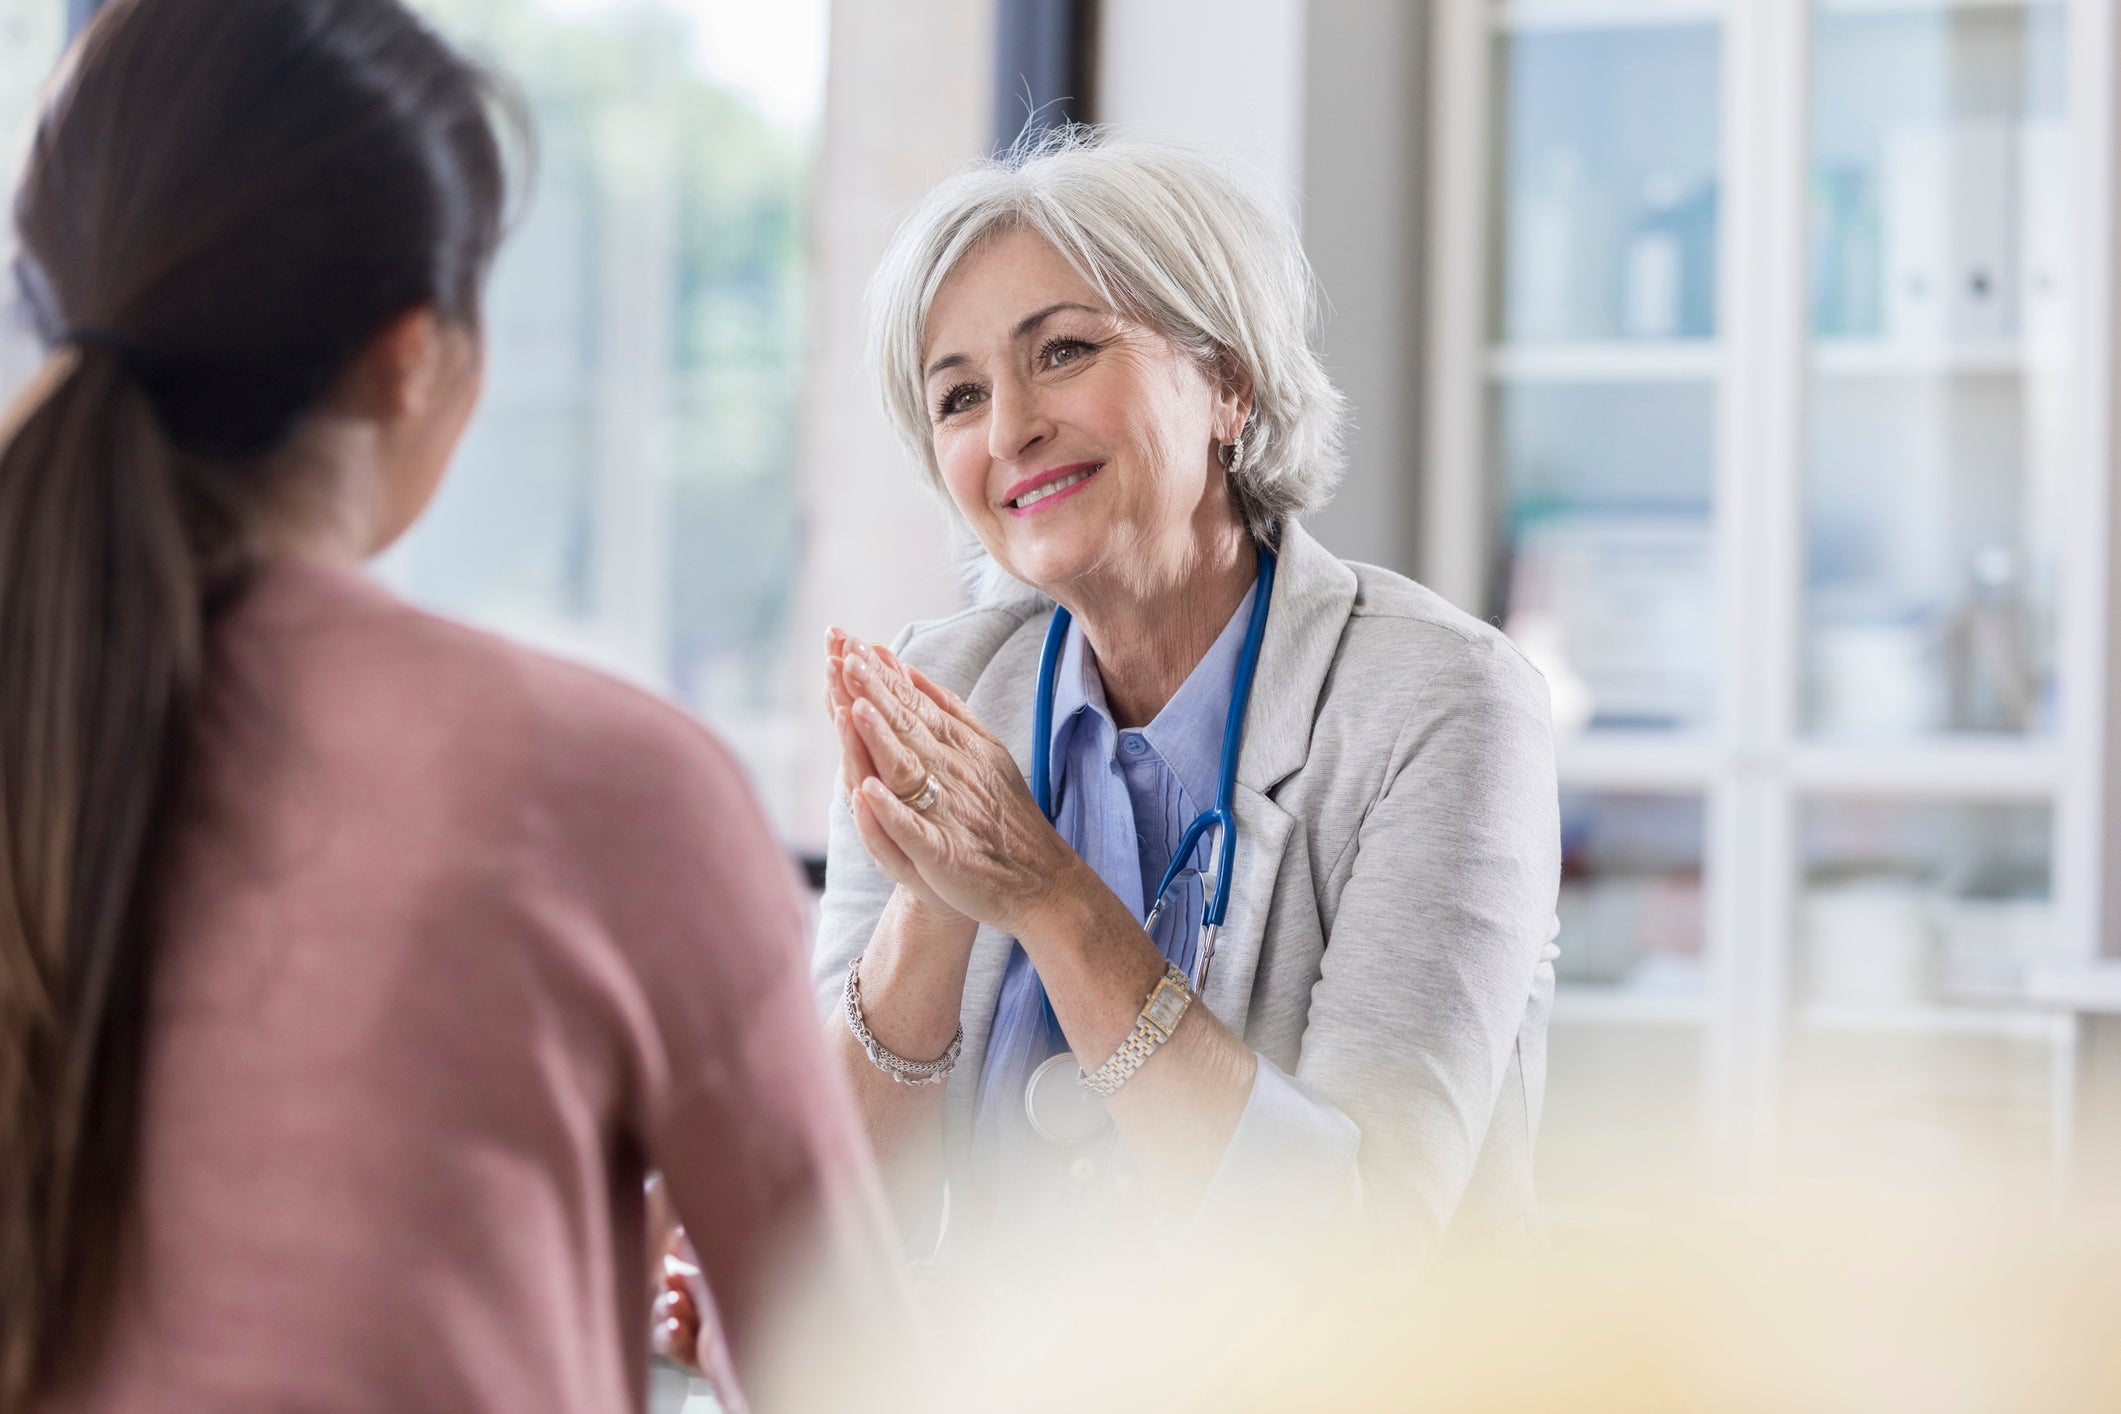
[1120,732,1148,756]
[1070,1157,1096,1184]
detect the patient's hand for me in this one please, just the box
[646,1177,715,1376]
[651,1224,720,1378]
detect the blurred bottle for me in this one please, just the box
[1508,147,1613,340]
[1673,176,1719,338]
[1622,174,1684,340]
[1945,545,2037,733]
[1810,164,1881,337]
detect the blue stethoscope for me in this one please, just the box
[1021,540,1277,1146]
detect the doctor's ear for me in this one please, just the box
[1212,355,1256,443]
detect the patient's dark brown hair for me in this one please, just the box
[0,0,513,1402]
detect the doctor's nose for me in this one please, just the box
[987,377,1054,465]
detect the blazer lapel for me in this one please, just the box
[1237,522,1360,794]
[1195,522,1356,1030]
[1199,781,1296,1032]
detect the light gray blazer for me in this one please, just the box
[812,521,1560,1266]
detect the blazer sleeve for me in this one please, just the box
[1194,628,1560,1269]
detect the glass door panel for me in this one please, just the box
[1797,797,2053,1013]
[1488,18,1723,736]
[1494,379,1716,732]
[1786,797,2058,1199]
[1804,2,2068,738]
[1493,21,1722,344]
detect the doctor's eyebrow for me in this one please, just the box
[922,301,1106,381]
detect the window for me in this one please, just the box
[2,2,828,838]
[394,0,828,836]
[0,0,63,406]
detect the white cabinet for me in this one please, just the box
[1423,0,2113,1215]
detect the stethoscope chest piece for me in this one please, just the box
[1024,1052,1111,1146]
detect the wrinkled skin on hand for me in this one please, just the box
[824,628,1079,936]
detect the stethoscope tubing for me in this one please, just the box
[1029,541,1277,992]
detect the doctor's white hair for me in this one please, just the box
[865,128,1349,576]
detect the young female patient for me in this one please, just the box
[0,1,901,1410]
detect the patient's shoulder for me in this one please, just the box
[482,637,754,836]
[276,562,752,824]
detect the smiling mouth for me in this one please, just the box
[1010,464,1103,510]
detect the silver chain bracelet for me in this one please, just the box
[842,955,962,1086]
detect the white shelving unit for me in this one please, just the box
[1423,0,2118,1212]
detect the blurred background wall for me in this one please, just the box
[6,0,2121,1237]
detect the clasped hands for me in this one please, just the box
[824,628,1074,937]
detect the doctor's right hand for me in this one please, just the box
[826,628,968,927]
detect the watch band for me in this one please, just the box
[1080,962,1193,1099]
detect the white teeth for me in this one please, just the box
[1013,466,1099,508]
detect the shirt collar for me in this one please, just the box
[1046,610,1106,770]
[1045,581,1258,815]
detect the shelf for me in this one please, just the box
[1784,739,2062,799]
[1553,984,1709,1027]
[1487,341,1721,384]
[1795,1000,2065,1042]
[1436,0,2104,1201]
[1811,339,2050,379]
[1491,0,1723,34]
[1945,952,2121,1015]
[1550,737,2059,796]
[1556,732,1718,791]
[1816,0,2052,17]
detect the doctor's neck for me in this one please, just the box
[1063,507,1256,730]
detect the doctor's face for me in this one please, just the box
[920,227,1243,601]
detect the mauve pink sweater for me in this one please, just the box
[46,559,899,1413]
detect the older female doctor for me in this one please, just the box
[819,134,1560,1272]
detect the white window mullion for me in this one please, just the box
[1715,0,1813,1182]
[2054,0,2121,1206]
[1419,0,1495,615]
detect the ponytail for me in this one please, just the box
[0,0,517,1400]
[0,343,207,1403]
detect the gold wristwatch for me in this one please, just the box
[1080,962,1193,1099]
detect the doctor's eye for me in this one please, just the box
[934,381,985,419]
[1039,336,1096,370]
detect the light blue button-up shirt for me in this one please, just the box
[969,586,1281,1222]
[963,582,1361,1252]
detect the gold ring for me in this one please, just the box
[896,772,941,813]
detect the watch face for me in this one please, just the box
[1145,979,1189,1032]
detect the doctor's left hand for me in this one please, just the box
[833,638,1080,935]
